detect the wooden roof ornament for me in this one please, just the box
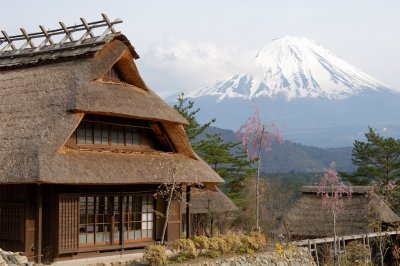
[0,15,224,185]
[0,14,124,57]
[0,14,139,69]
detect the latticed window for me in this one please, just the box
[123,195,154,241]
[76,194,154,247]
[76,121,142,146]
[71,115,174,152]
[79,196,96,245]
[104,65,126,83]
[94,123,109,144]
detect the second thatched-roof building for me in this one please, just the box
[281,186,400,240]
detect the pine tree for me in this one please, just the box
[194,133,239,174]
[352,127,400,183]
[173,93,254,204]
[173,93,215,141]
[350,127,400,211]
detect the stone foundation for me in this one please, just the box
[0,249,29,266]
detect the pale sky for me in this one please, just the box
[1,0,399,96]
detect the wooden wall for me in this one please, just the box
[0,184,183,263]
[0,185,35,260]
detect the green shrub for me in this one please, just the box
[143,244,167,266]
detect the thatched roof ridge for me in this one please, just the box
[281,186,400,238]
[182,187,238,214]
[0,33,139,70]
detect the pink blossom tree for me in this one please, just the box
[237,106,284,231]
[318,162,352,265]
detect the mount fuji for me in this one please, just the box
[172,36,400,147]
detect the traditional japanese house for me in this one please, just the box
[281,186,400,240]
[0,15,224,263]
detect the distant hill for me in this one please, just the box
[199,127,355,173]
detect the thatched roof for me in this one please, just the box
[281,186,400,239]
[0,31,223,184]
[182,187,238,214]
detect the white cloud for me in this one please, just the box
[136,37,255,97]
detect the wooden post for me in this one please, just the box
[314,240,320,266]
[337,236,341,266]
[35,185,43,263]
[186,185,191,239]
[342,237,346,253]
[367,234,372,264]
[362,235,366,264]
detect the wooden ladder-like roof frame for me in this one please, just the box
[0,14,122,58]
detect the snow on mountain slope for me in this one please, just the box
[188,36,397,101]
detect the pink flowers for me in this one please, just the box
[318,162,352,213]
[236,105,284,160]
[387,180,396,190]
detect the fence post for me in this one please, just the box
[367,234,372,264]
[314,240,320,266]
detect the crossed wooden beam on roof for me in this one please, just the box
[0,14,123,57]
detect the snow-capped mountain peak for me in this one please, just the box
[188,36,397,101]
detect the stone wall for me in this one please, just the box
[0,249,29,266]
[176,248,316,266]
[0,247,315,266]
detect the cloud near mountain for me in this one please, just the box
[136,36,255,96]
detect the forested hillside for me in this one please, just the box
[199,127,355,173]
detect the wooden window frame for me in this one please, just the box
[122,195,154,243]
[76,121,154,150]
[77,193,155,248]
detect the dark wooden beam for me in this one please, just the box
[186,185,191,239]
[35,185,43,263]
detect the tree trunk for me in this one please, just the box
[256,159,260,232]
[333,210,338,266]
[255,126,265,232]
[160,182,176,244]
[379,231,384,266]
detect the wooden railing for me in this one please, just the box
[291,231,400,266]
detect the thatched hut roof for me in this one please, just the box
[182,187,238,214]
[0,30,223,185]
[281,186,400,239]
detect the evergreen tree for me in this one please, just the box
[352,127,400,184]
[225,146,256,208]
[173,93,254,205]
[173,93,215,141]
[350,127,400,211]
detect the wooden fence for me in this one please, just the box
[291,231,400,266]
